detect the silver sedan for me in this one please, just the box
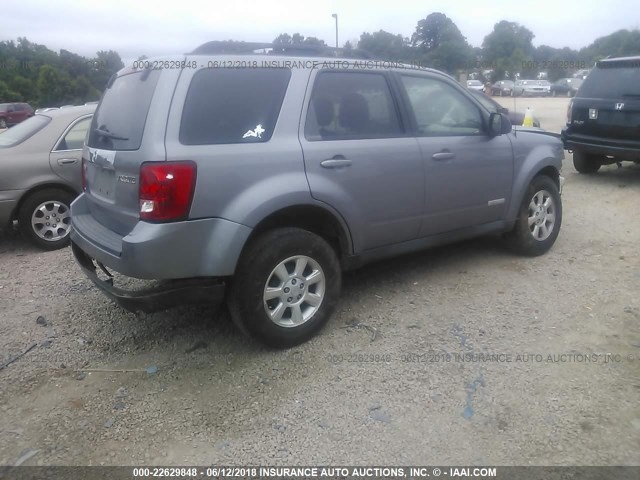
[0,105,95,250]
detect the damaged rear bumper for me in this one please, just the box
[71,242,226,313]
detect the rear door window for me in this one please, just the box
[87,69,161,151]
[179,68,291,145]
[304,72,403,141]
[54,117,92,151]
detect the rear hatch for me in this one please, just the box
[84,63,179,236]
[569,59,640,141]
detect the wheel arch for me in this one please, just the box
[507,160,561,221]
[242,204,354,266]
[11,182,79,221]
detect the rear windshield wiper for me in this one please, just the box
[95,127,129,141]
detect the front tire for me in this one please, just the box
[505,176,562,256]
[227,228,341,348]
[573,151,601,174]
[18,188,75,250]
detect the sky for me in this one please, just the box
[3,0,639,64]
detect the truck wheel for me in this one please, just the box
[573,151,601,174]
[227,228,341,348]
[505,176,562,257]
[18,188,75,250]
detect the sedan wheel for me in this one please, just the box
[18,188,74,250]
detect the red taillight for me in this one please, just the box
[139,161,197,222]
[81,157,88,191]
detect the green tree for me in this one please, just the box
[579,29,640,63]
[483,21,535,80]
[0,80,21,102]
[358,30,412,60]
[88,50,124,90]
[412,13,473,74]
[36,64,72,106]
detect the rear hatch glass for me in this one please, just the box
[87,69,161,150]
[578,62,640,99]
[84,68,162,236]
[572,61,640,139]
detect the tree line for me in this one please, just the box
[1,15,639,107]
[0,38,123,108]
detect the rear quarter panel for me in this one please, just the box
[165,62,315,228]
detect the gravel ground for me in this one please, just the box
[0,98,639,466]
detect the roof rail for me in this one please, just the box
[190,41,378,59]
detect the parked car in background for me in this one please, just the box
[491,80,514,96]
[466,79,484,91]
[512,79,551,96]
[550,78,583,97]
[468,90,541,127]
[70,48,564,348]
[0,104,95,249]
[562,55,640,174]
[0,103,34,128]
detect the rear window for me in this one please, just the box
[179,68,291,145]
[0,115,51,148]
[87,69,161,151]
[579,63,640,98]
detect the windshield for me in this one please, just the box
[579,64,640,98]
[87,68,161,150]
[0,115,51,148]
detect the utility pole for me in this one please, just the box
[332,13,339,49]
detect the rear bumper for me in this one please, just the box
[561,130,640,160]
[0,190,23,226]
[71,242,225,313]
[70,193,252,280]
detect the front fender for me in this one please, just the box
[507,136,564,221]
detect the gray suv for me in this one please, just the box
[71,47,564,348]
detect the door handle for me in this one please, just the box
[57,158,78,165]
[320,155,352,168]
[432,151,456,161]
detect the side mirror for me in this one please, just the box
[489,112,512,136]
[497,107,509,114]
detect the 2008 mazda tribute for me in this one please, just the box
[71,44,564,348]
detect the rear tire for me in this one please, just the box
[18,188,75,250]
[227,228,341,348]
[505,176,562,257]
[573,151,602,174]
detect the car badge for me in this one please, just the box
[589,108,598,119]
[615,103,624,110]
